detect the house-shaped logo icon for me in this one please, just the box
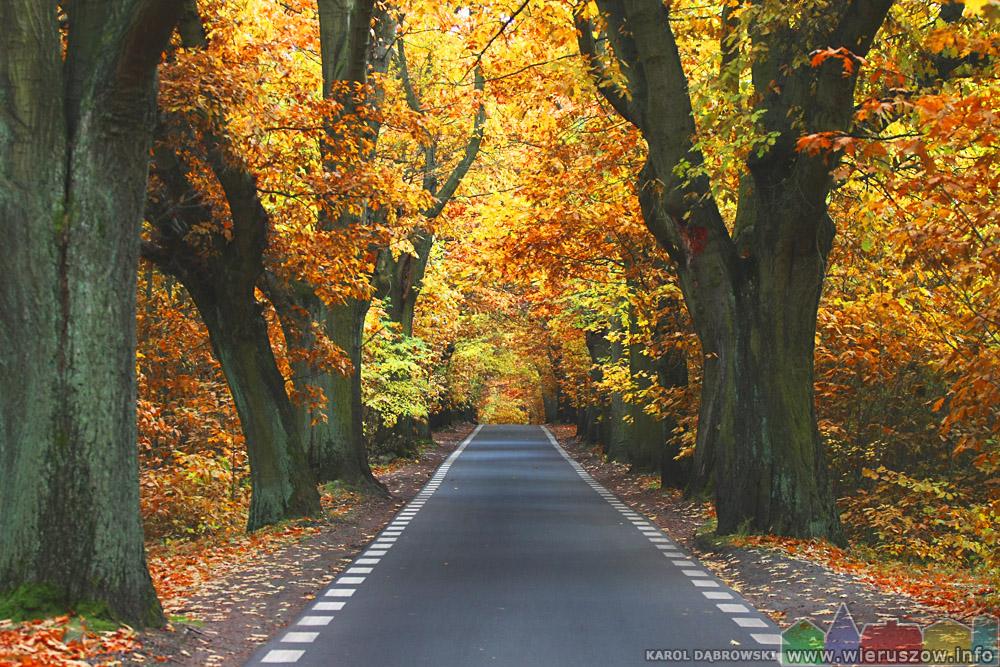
[825,603,860,664]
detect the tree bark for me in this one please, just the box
[578,0,892,539]
[0,0,182,627]
[318,298,384,487]
[185,278,321,531]
[655,346,689,489]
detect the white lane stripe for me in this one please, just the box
[337,576,365,584]
[356,558,380,565]
[262,649,304,663]
[325,589,355,597]
[752,634,781,646]
[297,616,333,626]
[312,601,345,610]
[347,567,372,574]
[542,426,775,640]
[281,632,319,643]
[703,591,734,600]
[364,550,388,557]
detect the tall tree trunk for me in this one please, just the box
[625,303,663,471]
[147,132,322,532]
[605,319,631,462]
[318,298,384,488]
[639,164,841,537]
[186,281,321,531]
[655,346,689,489]
[576,0,892,539]
[0,0,181,627]
[266,283,384,491]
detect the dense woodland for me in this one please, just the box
[0,0,997,637]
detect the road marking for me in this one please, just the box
[347,567,373,574]
[364,550,388,557]
[312,601,345,611]
[356,558,380,565]
[752,633,781,646]
[717,603,750,613]
[681,569,710,578]
[297,616,333,626]
[692,579,720,588]
[734,617,768,628]
[325,589,355,597]
[703,591,734,600]
[281,632,319,643]
[262,649,304,663]
[337,576,365,584]
[649,537,670,543]
[671,559,693,566]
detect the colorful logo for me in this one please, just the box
[780,604,998,666]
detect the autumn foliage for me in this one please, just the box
[1,0,998,662]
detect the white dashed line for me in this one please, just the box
[347,567,372,574]
[325,589,355,597]
[312,601,345,611]
[692,580,720,588]
[337,576,365,584]
[717,603,750,613]
[681,569,710,578]
[282,632,319,643]
[752,633,781,646]
[356,558,380,565]
[733,617,768,628]
[703,591,734,600]
[262,649,304,663]
[297,616,333,626]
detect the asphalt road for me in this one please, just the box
[246,425,781,666]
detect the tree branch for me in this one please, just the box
[426,67,487,219]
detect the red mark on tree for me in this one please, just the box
[681,224,708,257]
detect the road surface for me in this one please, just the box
[246,425,781,666]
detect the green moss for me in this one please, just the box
[0,584,128,630]
[0,583,66,621]
[169,614,205,627]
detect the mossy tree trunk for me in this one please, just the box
[578,0,893,539]
[0,0,182,627]
[146,128,321,532]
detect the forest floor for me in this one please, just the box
[0,423,474,667]
[552,424,997,633]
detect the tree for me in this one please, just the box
[0,0,182,626]
[576,0,897,539]
[145,2,321,531]
[370,37,486,453]
[262,0,392,491]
